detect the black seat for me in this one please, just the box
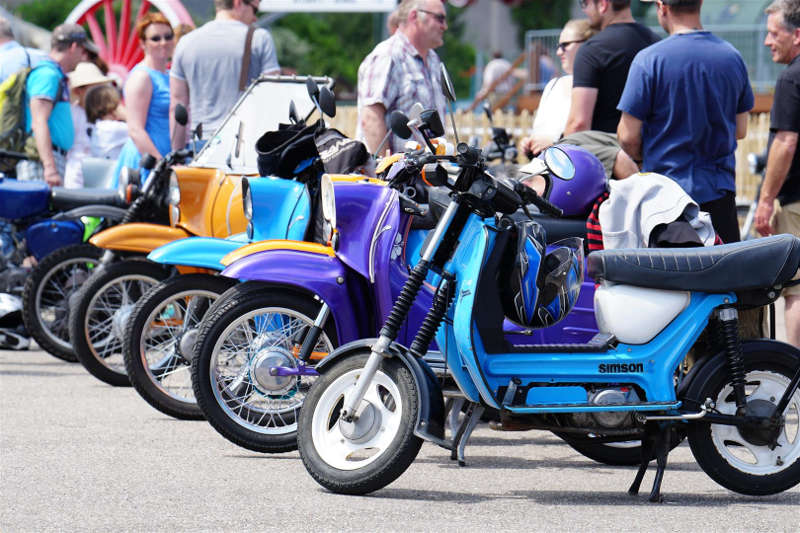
[587,234,800,292]
[50,187,126,211]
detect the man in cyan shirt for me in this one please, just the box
[17,23,95,187]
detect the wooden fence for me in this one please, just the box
[329,107,770,204]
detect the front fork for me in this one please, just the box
[340,202,463,422]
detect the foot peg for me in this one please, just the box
[628,422,671,503]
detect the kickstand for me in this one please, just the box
[444,397,466,439]
[450,402,484,466]
[628,421,671,503]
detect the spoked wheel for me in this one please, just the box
[686,348,800,495]
[298,352,423,495]
[66,0,194,83]
[192,283,337,453]
[22,244,102,362]
[123,274,236,419]
[69,260,170,386]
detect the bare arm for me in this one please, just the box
[29,97,60,187]
[563,87,597,136]
[755,130,798,235]
[617,112,643,162]
[170,77,190,151]
[735,112,748,140]
[360,103,387,155]
[124,71,162,158]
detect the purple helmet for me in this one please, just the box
[546,144,607,217]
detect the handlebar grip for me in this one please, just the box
[492,177,523,215]
[531,193,563,217]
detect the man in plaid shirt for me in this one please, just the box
[356,0,448,154]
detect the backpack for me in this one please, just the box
[0,65,32,173]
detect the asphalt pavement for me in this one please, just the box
[2,342,799,533]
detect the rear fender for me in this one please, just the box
[147,237,246,270]
[316,339,446,444]
[88,223,192,253]
[221,247,367,342]
[679,339,800,408]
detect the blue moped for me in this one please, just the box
[297,135,800,501]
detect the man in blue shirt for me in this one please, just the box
[617,0,754,244]
[16,23,96,187]
[0,17,46,83]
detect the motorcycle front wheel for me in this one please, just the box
[22,243,102,362]
[191,283,337,453]
[69,260,170,386]
[123,274,236,419]
[687,348,800,495]
[298,352,423,495]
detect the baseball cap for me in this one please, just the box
[51,23,99,54]
[640,0,699,4]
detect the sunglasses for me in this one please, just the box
[245,0,259,13]
[579,0,592,7]
[417,9,447,24]
[147,33,174,43]
[557,39,586,52]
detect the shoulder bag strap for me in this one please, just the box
[239,25,256,92]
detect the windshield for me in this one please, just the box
[191,75,333,174]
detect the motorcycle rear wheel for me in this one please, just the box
[23,243,102,362]
[124,274,236,419]
[69,260,170,386]
[191,283,337,453]
[687,348,800,495]
[298,352,423,495]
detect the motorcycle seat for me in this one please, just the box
[50,187,126,211]
[587,234,800,293]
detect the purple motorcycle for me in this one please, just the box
[190,119,606,455]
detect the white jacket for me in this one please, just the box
[598,172,716,250]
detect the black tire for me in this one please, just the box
[298,352,423,495]
[192,282,337,453]
[686,347,800,495]
[123,274,236,420]
[555,431,684,466]
[22,244,102,362]
[69,260,171,386]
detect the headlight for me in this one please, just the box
[168,171,181,206]
[243,180,253,221]
[170,205,180,225]
[321,174,336,231]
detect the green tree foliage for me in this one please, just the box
[15,0,76,31]
[510,0,572,47]
[272,7,475,98]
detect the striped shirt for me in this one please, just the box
[356,31,447,153]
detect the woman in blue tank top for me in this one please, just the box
[114,12,175,185]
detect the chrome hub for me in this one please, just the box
[249,348,296,396]
[339,401,381,444]
[178,328,199,362]
[111,304,135,341]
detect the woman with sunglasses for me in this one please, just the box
[520,19,596,157]
[113,12,175,184]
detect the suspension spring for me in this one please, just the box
[121,196,145,224]
[409,277,455,358]
[379,260,430,341]
[718,306,747,409]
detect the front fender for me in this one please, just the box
[316,339,446,445]
[221,248,365,342]
[147,235,248,270]
[89,223,192,253]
